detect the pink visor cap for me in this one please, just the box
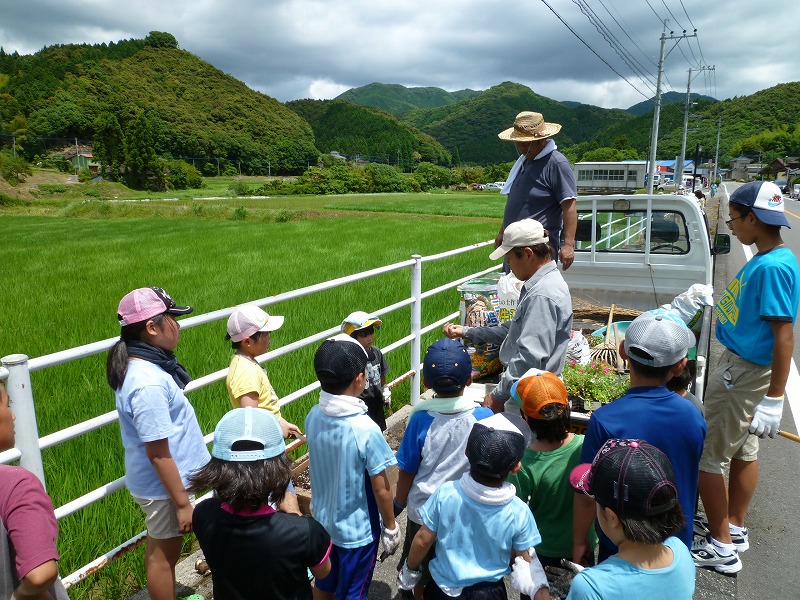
[117,287,193,326]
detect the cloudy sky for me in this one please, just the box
[2,0,797,110]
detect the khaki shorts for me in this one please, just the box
[699,349,770,474]
[133,496,183,539]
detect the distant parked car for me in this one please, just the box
[485,182,503,191]
[792,184,800,199]
[471,183,485,190]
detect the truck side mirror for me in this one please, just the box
[712,233,731,255]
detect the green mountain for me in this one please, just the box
[335,83,480,116]
[626,91,717,116]
[285,99,451,166]
[0,33,318,173]
[398,82,634,164]
[594,82,800,164]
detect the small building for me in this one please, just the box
[574,160,647,194]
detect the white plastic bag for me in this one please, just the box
[496,273,524,323]
[660,284,713,333]
[566,330,591,365]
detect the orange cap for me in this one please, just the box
[511,369,568,419]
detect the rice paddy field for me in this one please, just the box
[1,182,504,598]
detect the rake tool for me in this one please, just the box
[590,304,619,367]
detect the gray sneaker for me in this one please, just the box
[693,514,749,552]
[691,534,742,576]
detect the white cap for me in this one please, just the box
[489,219,549,261]
[226,305,284,342]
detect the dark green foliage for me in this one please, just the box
[144,31,179,49]
[0,152,33,185]
[124,112,162,190]
[364,163,410,193]
[287,99,450,167]
[78,167,94,182]
[335,82,480,115]
[165,159,204,190]
[414,162,451,190]
[227,180,250,196]
[93,111,124,180]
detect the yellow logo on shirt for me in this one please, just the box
[715,276,741,326]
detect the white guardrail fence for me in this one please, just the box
[0,240,501,589]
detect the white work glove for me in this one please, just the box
[749,395,784,438]
[381,523,401,558]
[397,561,422,591]
[510,555,549,596]
[382,386,392,406]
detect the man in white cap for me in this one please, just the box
[497,111,577,270]
[443,218,572,412]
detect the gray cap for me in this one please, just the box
[624,310,694,368]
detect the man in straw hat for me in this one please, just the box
[497,111,577,270]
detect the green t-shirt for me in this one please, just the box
[509,434,598,559]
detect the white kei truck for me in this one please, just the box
[468,193,731,430]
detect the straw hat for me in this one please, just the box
[498,111,562,142]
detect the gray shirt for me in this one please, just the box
[463,261,572,400]
[503,149,577,254]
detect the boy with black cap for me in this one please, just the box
[305,334,400,600]
[572,311,706,566]
[508,368,597,568]
[394,338,493,599]
[693,180,800,574]
[539,439,693,599]
[398,413,550,600]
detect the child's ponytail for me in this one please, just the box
[106,319,155,390]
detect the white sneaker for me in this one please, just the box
[691,534,742,576]
[693,514,749,552]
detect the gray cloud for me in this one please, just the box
[1,0,797,110]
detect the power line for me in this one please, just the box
[538,0,651,99]
[677,0,697,29]
[660,0,685,31]
[597,0,658,68]
[572,0,658,94]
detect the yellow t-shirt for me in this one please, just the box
[226,354,281,416]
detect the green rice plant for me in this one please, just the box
[0,209,498,598]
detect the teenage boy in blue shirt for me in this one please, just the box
[572,311,706,565]
[692,181,800,575]
[305,335,400,600]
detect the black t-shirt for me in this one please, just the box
[360,346,390,430]
[193,498,331,600]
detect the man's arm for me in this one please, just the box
[145,439,193,533]
[559,198,577,270]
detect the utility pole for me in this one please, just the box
[678,66,713,191]
[646,23,698,194]
[75,137,80,175]
[713,117,722,183]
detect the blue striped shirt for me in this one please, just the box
[305,404,396,548]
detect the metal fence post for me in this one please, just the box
[2,354,46,487]
[410,255,422,406]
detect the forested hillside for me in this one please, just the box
[335,82,480,115]
[0,33,317,173]
[595,82,800,166]
[399,82,634,164]
[286,99,451,166]
[626,91,717,116]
